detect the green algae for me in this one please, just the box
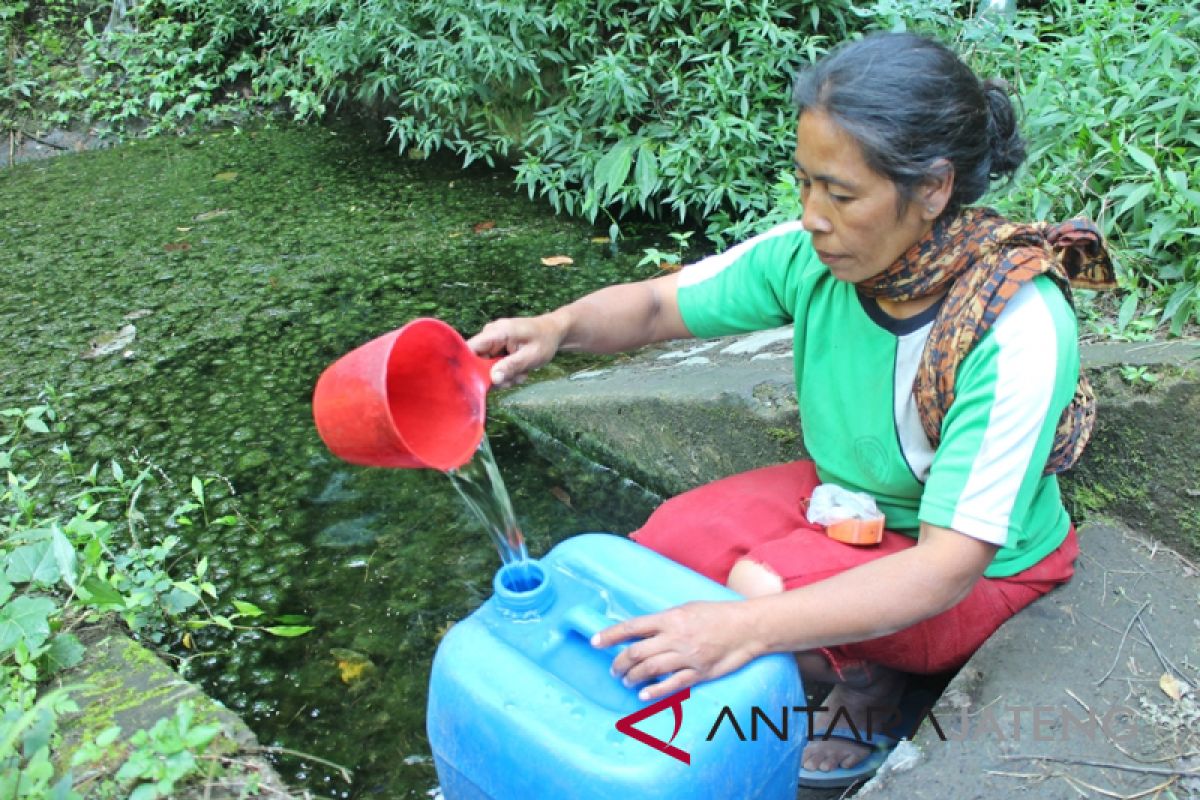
[58,628,243,772]
[0,121,667,798]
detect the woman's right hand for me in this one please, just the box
[467,313,567,389]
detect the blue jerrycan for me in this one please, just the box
[427,533,804,799]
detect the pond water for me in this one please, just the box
[0,121,671,797]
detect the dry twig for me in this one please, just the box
[1003,754,1199,778]
[1135,617,1191,683]
[1098,600,1152,687]
[246,745,353,784]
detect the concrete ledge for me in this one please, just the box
[56,624,303,799]
[499,329,802,499]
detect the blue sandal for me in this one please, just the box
[797,726,898,789]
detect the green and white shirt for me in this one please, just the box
[677,221,1077,578]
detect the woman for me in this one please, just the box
[468,32,1113,787]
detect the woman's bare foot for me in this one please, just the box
[801,664,907,774]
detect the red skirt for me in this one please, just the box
[630,460,1078,676]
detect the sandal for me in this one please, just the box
[797,726,898,789]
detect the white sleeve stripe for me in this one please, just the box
[950,284,1059,545]
[893,327,935,482]
[677,221,807,288]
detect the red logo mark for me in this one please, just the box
[615,688,692,765]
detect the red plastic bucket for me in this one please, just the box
[312,318,497,471]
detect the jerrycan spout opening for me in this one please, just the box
[493,559,555,616]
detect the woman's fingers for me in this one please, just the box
[595,602,759,700]
[635,669,701,702]
[621,649,686,688]
[592,612,660,650]
[466,319,523,358]
[466,317,561,387]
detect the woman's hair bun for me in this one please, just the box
[982,78,1027,179]
[792,33,1030,214]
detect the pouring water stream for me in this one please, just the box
[446,433,536,588]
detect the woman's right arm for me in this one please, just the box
[467,273,691,387]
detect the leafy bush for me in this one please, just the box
[3,0,1197,329]
[864,0,1200,334]
[215,0,851,241]
[1001,0,1199,335]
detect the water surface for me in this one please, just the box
[0,121,666,797]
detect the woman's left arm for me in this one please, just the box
[595,524,997,701]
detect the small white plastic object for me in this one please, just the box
[806,484,885,546]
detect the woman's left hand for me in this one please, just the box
[591,601,762,702]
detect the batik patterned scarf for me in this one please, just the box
[857,206,1116,475]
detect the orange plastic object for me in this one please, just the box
[312,318,499,472]
[825,516,885,546]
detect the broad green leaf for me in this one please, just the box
[44,633,86,673]
[6,541,61,585]
[95,726,122,747]
[264,625,314,637]
[111,460,124,484]
[163,587,200,614]
[593,137,638,203]
[1113,183,1154,219]
[1124,143,1159,175]
[232,600,264,618]
[1170,303,1193,337]
[51,526,77,588]
[1117,293,1138,332]
[23,417,50,434]
[128,783,160,800]
[1165,169,1189,195]
[0,596,57,652]
[184,723,222,750]
[79,576,126,607]
[48,773,79,800]
[177,701,195,730]
[1161,282,1195,329]
[172,581,201,598]
[22,706,55,757]
[191,476,205,505]
[634,145,659,204]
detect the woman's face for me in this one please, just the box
[793,110,937,284]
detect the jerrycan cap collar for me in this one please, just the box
[493,560,554,616]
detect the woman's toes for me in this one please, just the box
[802,739,870,772]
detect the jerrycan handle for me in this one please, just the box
[562,605,629,657]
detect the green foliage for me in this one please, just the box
[0,394,312,798]
[856,0,1200,335]
[3,0,1197,334]
[113,702,222,800]
[1117,365,1160,389]
[507,0,840,235]
[637,231,696,271]
[1,687,84,800]
[1008,0,1200,335]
